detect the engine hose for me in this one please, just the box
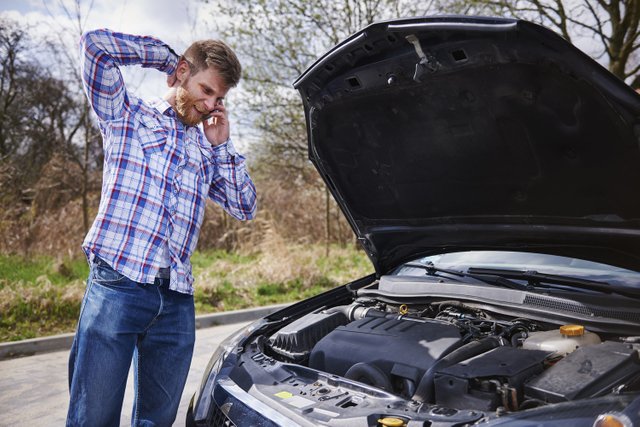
[402,378,416,398]
[344,362,393,392]
[412,336,503,403]
[510,331,528,347]
[324,303,390,321]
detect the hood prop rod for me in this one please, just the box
[405,34,439,82]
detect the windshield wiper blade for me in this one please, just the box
[403,262,530,291]
[467,267,640,298]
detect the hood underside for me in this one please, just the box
[294,16,640,274]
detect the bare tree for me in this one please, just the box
[454,0,640,83]
[210,0,438,173]
[0,18,31,160]
[0,18,83,196]
[41,0,102,233]
[199,0,441,249]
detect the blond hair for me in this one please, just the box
[183,40,242,88]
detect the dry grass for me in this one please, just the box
[0,159,373,341]
[192,227,371,313]
[0,276,86,341]
[0,232,372,341]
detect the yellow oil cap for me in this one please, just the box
[593,413,631,427]
[378,417,406,427]
[560,324,585,337]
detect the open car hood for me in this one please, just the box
[294,16,640,275]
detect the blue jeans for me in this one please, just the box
[66,258,195,427]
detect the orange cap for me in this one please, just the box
[560,324,585,336]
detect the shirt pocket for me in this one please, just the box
[136,115,167,154]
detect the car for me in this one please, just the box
[186,15,640,426]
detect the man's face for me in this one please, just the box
[175,65,228,126]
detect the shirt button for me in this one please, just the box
[174,187,179,194]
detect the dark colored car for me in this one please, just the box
[187,15,640,426]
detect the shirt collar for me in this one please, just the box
[149,98,176,118]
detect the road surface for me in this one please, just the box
[0,321,250,426]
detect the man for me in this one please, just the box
[66,29,257,427]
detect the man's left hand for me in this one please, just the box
[203,101,229,146]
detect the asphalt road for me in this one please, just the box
[0,321,250,426]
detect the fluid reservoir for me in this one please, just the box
[522,325,601,356]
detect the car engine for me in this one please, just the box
[264,299,640,413]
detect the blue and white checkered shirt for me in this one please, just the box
[80,29,257,294]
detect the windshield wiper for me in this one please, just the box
[403,262,530,291]
[467,267,640,299]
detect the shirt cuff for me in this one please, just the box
[162,47,179,75]
[211,138,238,156]
[211,138,238,159]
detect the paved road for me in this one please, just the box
[0,322,250,426]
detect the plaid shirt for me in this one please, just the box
[80,29,257,294]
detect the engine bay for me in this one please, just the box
[224,276,640,425]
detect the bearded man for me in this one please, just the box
[66,29,256,427]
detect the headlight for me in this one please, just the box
[192,319,266,424]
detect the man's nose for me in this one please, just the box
[204,98,216,111]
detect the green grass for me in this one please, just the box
[0,245,372,342]
[0,255,89,286]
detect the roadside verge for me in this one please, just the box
[0,303,290,360]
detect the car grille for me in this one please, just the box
[211,403,236,427]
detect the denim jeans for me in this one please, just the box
[66,258,195,427]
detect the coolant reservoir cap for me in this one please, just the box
[560,324,585,336]
[378,417,406,427]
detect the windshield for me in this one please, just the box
[394,251,640,288]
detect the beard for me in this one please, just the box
[174,81,208,126]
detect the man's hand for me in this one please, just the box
[203,100,229,146]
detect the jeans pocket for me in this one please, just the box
[92,260,126,284]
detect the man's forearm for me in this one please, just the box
[80,29,179,121]
[209,140,258,221]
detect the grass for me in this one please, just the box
[0,255,89,285]
[0,244,372,342]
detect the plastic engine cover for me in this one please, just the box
[525,341,640,403]
[308,317,462,385]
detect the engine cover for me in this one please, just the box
[308,317,463,387]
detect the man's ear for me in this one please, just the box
[175,58,191,83]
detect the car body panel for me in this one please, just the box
[294,15,640,275]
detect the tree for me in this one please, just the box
[0,17,85,197]
[454,0,640,84]
[201,0,441,248]
[210,0,437,173]
[0,12,104,257]
[0,18,31,162]
[40,0,102,233]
